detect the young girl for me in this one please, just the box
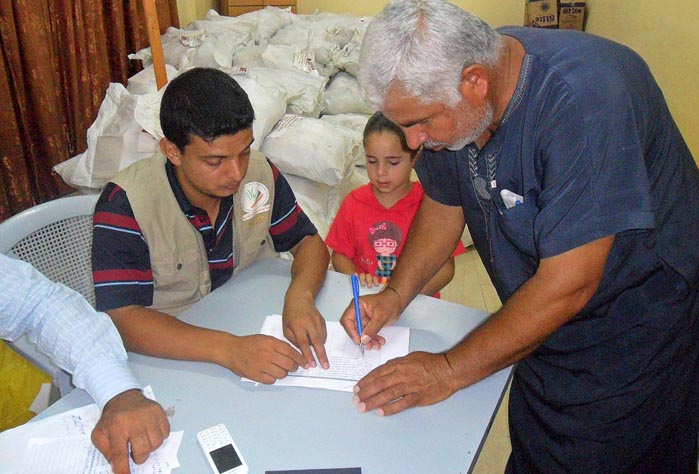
[326,112,465,297]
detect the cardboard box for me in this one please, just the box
[525,0,586,30]
[526,0,559,28]
[559,1,586,30]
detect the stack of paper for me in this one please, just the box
[242,315,410,391]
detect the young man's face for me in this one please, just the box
[162,128,254,203]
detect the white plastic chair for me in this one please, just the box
[0,193,99,396]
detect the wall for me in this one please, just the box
[176,0,216,25]
[583,1,699,163]
[174,0,698,161]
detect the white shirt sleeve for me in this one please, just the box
[0,254,140,409]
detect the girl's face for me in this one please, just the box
[364,131,415,201]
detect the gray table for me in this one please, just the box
[38,258,512,474]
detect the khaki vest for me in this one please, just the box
[112,150,277,315]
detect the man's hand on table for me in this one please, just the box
[224,334,306,384]
[283,295,329,370]
[91,389,170,474]
[353,351,458,416]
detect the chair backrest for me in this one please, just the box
[0,194,100,306]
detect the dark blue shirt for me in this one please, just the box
[416,27,699,472]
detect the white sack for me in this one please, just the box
[233,45,268,68]
[268,12,368,76]
[283,174,332,226]
[233,43,318,75]
[260,114,359,186]
[236,7,299,44]
[322,72,374,115]
[246,67,327,118]
[320,113,371,167]
[129,26,253,70]
[234,75,288,149]
[127,64,180,95]
[319,112,370,133]
[54,84,159,191]
[331,20,368,77]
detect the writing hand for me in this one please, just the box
[340,289,403,349]
[353,351,457,416]
[91,389,170,474]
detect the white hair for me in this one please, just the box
[358,0,503,108]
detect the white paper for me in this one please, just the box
[20,431,183,474]
[0,386,182,474]
[242,314,410,391]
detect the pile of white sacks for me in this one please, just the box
[55,7,473,246]
[55,7,375,240]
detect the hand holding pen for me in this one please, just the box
[351,274,364,356]
[340,276,394,350]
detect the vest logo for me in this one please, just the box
[242,182,271,221]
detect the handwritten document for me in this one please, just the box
[242,315,410,391]
[0,386,182,474]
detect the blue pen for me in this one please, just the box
[351,274,364,356]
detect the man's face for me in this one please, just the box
[163,128,254,204]
[382,88,493,152]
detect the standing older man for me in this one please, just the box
[341,1,699,472]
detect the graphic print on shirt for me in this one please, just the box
[368,220,402,280]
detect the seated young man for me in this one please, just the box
[92,68,330,384]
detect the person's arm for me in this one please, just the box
[340,196,465,346]
[331,251,356,274]
[419,256,456,296]
[107,305,305,383]
[283,233,331,369]
[331,251,383,288]
[353,235,615,416]
[0,255,169,474]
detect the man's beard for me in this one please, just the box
[423,101,494,151]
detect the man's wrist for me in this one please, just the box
[384,285,405,310]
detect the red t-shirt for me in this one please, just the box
[326,182,465,297]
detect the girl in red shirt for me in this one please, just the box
[326,112,465,298]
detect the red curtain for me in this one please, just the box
[0,0,178,221]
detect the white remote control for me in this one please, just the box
[197,424,249,474]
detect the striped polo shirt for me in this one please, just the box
[92,159,316,312]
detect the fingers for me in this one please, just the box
[310,332,329,369]
[129,427,155,464]
[90,428,113,468]
[340,302,361,344]
[360,333,386,350]
[352,352,457,416]
[282,328,314,369]
[91,391,170,473]
[249,336,305,384]
[376,392,420,417]
[90,423,132,473]
[283,314,329,369]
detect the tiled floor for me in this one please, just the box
[440,245,511,474]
